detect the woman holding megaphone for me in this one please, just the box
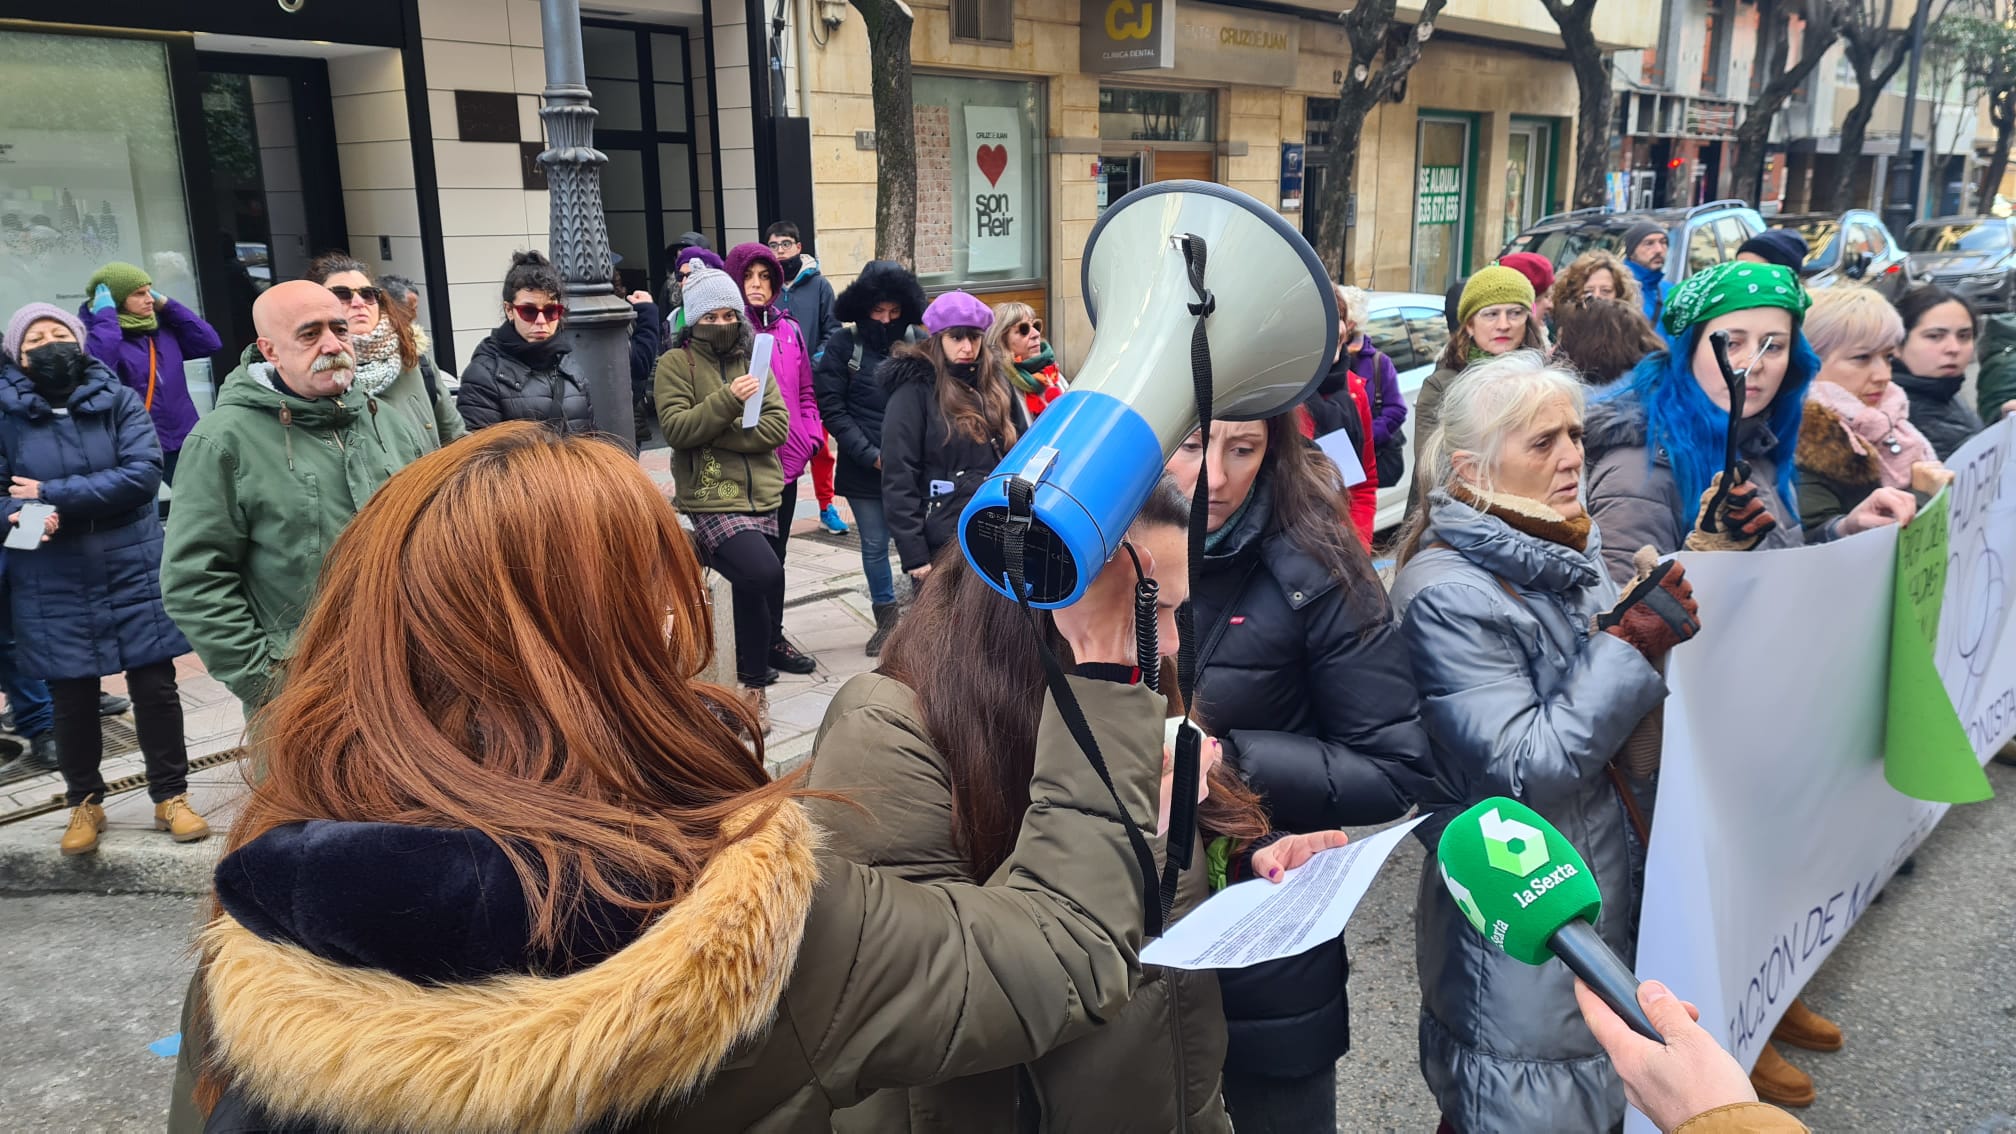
[1390,352,1703,1133]
[809,476,1344,1132]
[1164,411,1441,1132]
[879,292,1026,587]
[172,423,1180,1132]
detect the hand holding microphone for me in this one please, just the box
[1574,979,1771,1133]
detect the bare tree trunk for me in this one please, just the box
[1310,0,1448,280]
[1542,0,1613,208]
[1827,92,1884,211]
[1735,4,1841,203]
[1980,94,2016,205]
[854,0,916,266]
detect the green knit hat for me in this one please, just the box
[1661,260,1810,338]
[86,261,152,307]
[1457,265,1537,327]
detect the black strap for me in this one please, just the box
[1004,477,1166,936]
[418,355,441,405]
[1163,233,1216,914]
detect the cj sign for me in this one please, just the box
[1083,0,1175,72]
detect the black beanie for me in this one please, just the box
[1737,228,1810,274]
[1621,221,1667,261]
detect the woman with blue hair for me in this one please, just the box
[1583,260,1916,586]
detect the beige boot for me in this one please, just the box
[153,794,211,843]
[1748,1042,1816,1108]
[740,686,771,737]
[1772,996,1844,1052]
[60,796,106,857]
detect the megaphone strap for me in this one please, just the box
[1163,233,1217,902]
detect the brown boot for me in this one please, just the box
[59,796,106,857]
[740,686,771,737]
[153,794,211,843]
[1772,996,1844,1052]
[1995,738,2016,766]
[1748,1042,1816,1108]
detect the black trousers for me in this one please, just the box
[1220,1066,1337,1134]
[709,530,785,686]
[51,659,188,806]
[768,477,800,640]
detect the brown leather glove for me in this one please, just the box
[1596,555,1701,662]
[1685,466,1778,553]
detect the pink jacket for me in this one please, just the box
[756,306,824,483]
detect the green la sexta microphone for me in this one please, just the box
[1435,796,1664,1042]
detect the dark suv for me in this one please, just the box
[1903,216,2016,313]
[1499,199,1766,286]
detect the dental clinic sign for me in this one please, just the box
[965,106,1024,272]
[1083,0,1175,72]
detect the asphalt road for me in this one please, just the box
[4,762,2011,1132]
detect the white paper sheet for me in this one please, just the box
[742,333,775,428]
[1314,428,1368,487]
[1142,815,1426,970]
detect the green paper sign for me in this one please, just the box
[1884,491,1993,802]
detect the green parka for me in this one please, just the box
[171,676,1165,1133]
[372,361,466,452]
[809,673,1232,1134]
[654,330,790,514]
[160,345,429,705]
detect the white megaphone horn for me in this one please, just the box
[958,181,1338,606]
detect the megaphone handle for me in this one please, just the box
[1704,331,1746,529]
[1550,919,1664,1043]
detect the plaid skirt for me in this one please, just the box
[687,509,779,556]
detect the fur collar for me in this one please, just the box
[1451,484,1592,553]
[1796,400,1883,490]
[201,801,821,1134]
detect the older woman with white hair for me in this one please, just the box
[1795,287,1952,540]
[1390,351,1704,1134]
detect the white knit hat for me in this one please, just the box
[680,267,745,323]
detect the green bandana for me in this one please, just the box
[1661,260,1809,338]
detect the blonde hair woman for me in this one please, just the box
[985,300,1064,419]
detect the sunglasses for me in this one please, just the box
[329,285,380,305]
[1015,320,1042,336]
[513,303,565,324]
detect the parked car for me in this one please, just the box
[1359,291,1448,534]
[1770,209,1915,301]
[1903,215,2016,313]
[1499,199,1766,289]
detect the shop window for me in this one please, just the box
[1306,98,1338,152]
[1100,88,1215,143]
[951,0,1016,46]
[0,31,205,339]
[912,74,1047,288]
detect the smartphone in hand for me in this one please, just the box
[5,502,55,551]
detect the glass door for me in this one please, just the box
[1098,151,1146,213]
[1412,116,1471,294]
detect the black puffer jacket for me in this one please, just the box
[456,325,596,435]
[1188,484,1441,1077]
[1892,359,1984,461]
[878,353,1023,571]
[815,262,928,499]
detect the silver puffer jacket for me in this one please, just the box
[1389,491,1670,1134]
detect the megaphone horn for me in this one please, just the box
[959,181,1339,607]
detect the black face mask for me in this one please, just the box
[781,255,804,279]
[947,360,980,383]
[23,342,88,403]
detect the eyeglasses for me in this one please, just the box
[766,239,799,251]
[1015,320,1042,336]
[328,285,380,306]
[513,303,565,324]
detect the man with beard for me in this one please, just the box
[161,281,430,708]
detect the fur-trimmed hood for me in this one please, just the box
[200,802,820,1134]
[876,349,942,393]
[834,260,927,326]
[1796,399,1884,491]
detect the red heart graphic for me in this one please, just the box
[976,144,1008,187]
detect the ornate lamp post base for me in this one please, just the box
[540,0,640,452]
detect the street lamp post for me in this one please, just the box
[1885,0,1932,236]
[539,0,638,453]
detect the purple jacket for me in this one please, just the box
[1348,337,1406,446]
[79,297,220,453]
[756,306,824,483]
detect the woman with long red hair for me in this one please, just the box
[171,422,1168,1133]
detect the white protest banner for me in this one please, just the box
[964,106,1024,272]
[1933,413,2016,758]
[1627,531,1948,1133]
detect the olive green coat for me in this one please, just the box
[373,362,466,452]
[654,335,790,514]
[808,673,1232,1134]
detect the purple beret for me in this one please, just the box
[676,247,726,273]
[923,291,994,336]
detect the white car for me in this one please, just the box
[1359,291,1449,534]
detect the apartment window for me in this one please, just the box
[1700,12,1723,95]
[951,0,1015,45]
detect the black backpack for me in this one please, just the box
[1365,356,1407,489]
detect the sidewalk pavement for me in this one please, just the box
[0,448,891,896]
